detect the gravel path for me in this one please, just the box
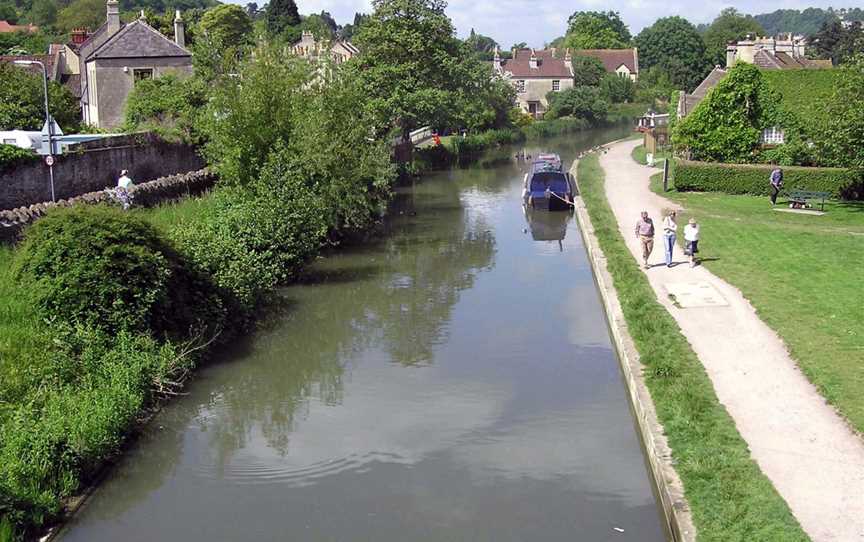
[597,139,864,542]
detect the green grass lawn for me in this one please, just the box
[632,143,671,166]
[650,172,864,434]
[579,154,807,541]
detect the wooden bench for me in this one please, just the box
[787,190,830,212]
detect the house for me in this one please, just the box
[0,20,38,33]
[58,0,192,129]
[726,34,832,70]
[573,49,639,81]
[291,31,358,64]
[493,47,574,119]
[676,66,727,119]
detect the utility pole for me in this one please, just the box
[13,59,57,202]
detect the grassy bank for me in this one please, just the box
[578,154,808,541]
[631,144,671,166]
[649,172,864,434]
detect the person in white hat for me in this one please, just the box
[116,169,134,210]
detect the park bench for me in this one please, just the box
[787,190,830,212]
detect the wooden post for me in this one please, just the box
[663,158,670,192]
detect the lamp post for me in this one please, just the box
[12,59,56,202]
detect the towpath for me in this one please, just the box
[596,139,864,542]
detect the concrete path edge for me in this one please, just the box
[570,155,696,542]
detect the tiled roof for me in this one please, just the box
[89,20,189,60]
[754,50,833,70]
[679,67,727,118]
[499,49,572,78]
[0,20,38,33]
[574,49,638,74]
[60,73,82,98]
[0,54,57,78]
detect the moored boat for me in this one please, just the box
[522,160,576,211]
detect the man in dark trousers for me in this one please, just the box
[769,167,783,205]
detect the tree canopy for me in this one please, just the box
[812,20,864,66]
[265,0,299,36]
[0,62,80,132]
[570,55,606,87]
[816,54,864,168]
[198,4,253,46]
[563,11,630,49]
[703,8,765,66]
[635,16,710,91]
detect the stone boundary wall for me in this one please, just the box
[0,169,216,243]
[571,155,696,542]
[0,133,206,210]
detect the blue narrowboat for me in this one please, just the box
[522,159,576,211]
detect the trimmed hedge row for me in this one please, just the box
[673,160,864,199]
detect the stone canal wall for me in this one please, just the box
[570,155,695,542]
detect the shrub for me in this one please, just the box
[122,75,209,143]
[0,143,37,173]
[545,86,608,124]
[673,159,863,199]
[13,205,225,339]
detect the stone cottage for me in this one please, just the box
[573,49,639,81]
[493,48,574,119]
[56,0,192,129]
[291,30,359,64]
[726,34,831,70]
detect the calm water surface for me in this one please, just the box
[60,127,668,542]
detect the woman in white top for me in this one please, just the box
[662,211,677,267]
[684,217,700,268]
[116,169,134,210]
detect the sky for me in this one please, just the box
[239,0,855,48]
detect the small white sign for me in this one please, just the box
[44,155,54,167]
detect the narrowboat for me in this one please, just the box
[522,160,576,211]
[536,153,562,171]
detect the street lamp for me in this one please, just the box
[12,59,57,202]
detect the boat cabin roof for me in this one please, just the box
[530,160,565,176]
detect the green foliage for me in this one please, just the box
[28,0,55,25]
[339,12,368,41]
[465,27,498,57]
[198,45,313,186]
[545,86,608,124]
[673,63,787,163]
[811,20,864,66]
[703,8,765,66]
[122,74,207,142]
[0,30,53,55]
[198,4,253,50]
[56,0,103,32]
[673,159,862,198]
[570,55,606,87]
[0,1,18,23]
[0,63,80,133]
[0,143,37,172]
[635,16,710,91]
[635,66,675,105]
[600,73,635,103]
[265,0,298,36]
[13,205,225,338]
[563,10,630,49]
[753,7,840,36]
[814,54,864,168]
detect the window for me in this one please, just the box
[552,80,560,91]
[132,68,154,83]
[760,127,785,145]
[515,80,526,93]
[3,139,15,145]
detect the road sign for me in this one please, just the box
[44,155,54,167]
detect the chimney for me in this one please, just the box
[550,47,557,58]
[139,9,145,19]
[106,0,120,35]
[71,28,88,44]
[529,49,538,69]
[564,48,572,63]
[174,10,185,48]
[493,46,501,71]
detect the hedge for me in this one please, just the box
[673,160,864,199]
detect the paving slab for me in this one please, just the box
[663,281,728,308]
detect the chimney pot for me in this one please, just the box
[106,0,120,35]
[173,10,185,47]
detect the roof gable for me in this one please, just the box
[89,20,190,60]
[574,49,638,74]
[500,49,572,79]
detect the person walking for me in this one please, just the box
[662,210,677,267]
[769,167,783,205]
[684,217,700,268]
[117,169,134,210]
[634,211,655,269]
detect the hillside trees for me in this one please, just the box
[265,0,299,36]
[812,20,864,66]
[563,10,630,49]
[635,16,710,91]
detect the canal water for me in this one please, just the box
[60,127,667,542]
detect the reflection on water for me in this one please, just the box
[60,125,667,542]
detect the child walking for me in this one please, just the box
[684,217,700,268]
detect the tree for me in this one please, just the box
[56,0,103,32]
[466,28,498,53]
[300,13,335,40]
[563,11,630,49]
[753,8,839,36]
[351,0,491,140]
[123,74,207,142]
[635,16,710,91]
[600,73,635,103]
[816,54,864,168]
[570,55,606,87]
[545,86,608,124]
[265,0,299,36]
[28,0,55,25]
[703,8,766,66]
[199,4,253,47]
[0,2,19,23]
[0,62,80,132]
[340,12,368,41]
[811,20,864,66]
[635,66,675,105]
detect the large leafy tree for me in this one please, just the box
[56,0,103,32]
[0,62,80,132]
[545,86,608,124]
[563,11,630,49]
[351,0,497,140]
[570,55,606,87]
[703,8,766,67]
[466,28,498,54]
[265,0,299,36]
[635,16,710,91]
[816,54,864,168]
[811,20,864,66]
[123,74,208,142]
[198,4,253,46]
